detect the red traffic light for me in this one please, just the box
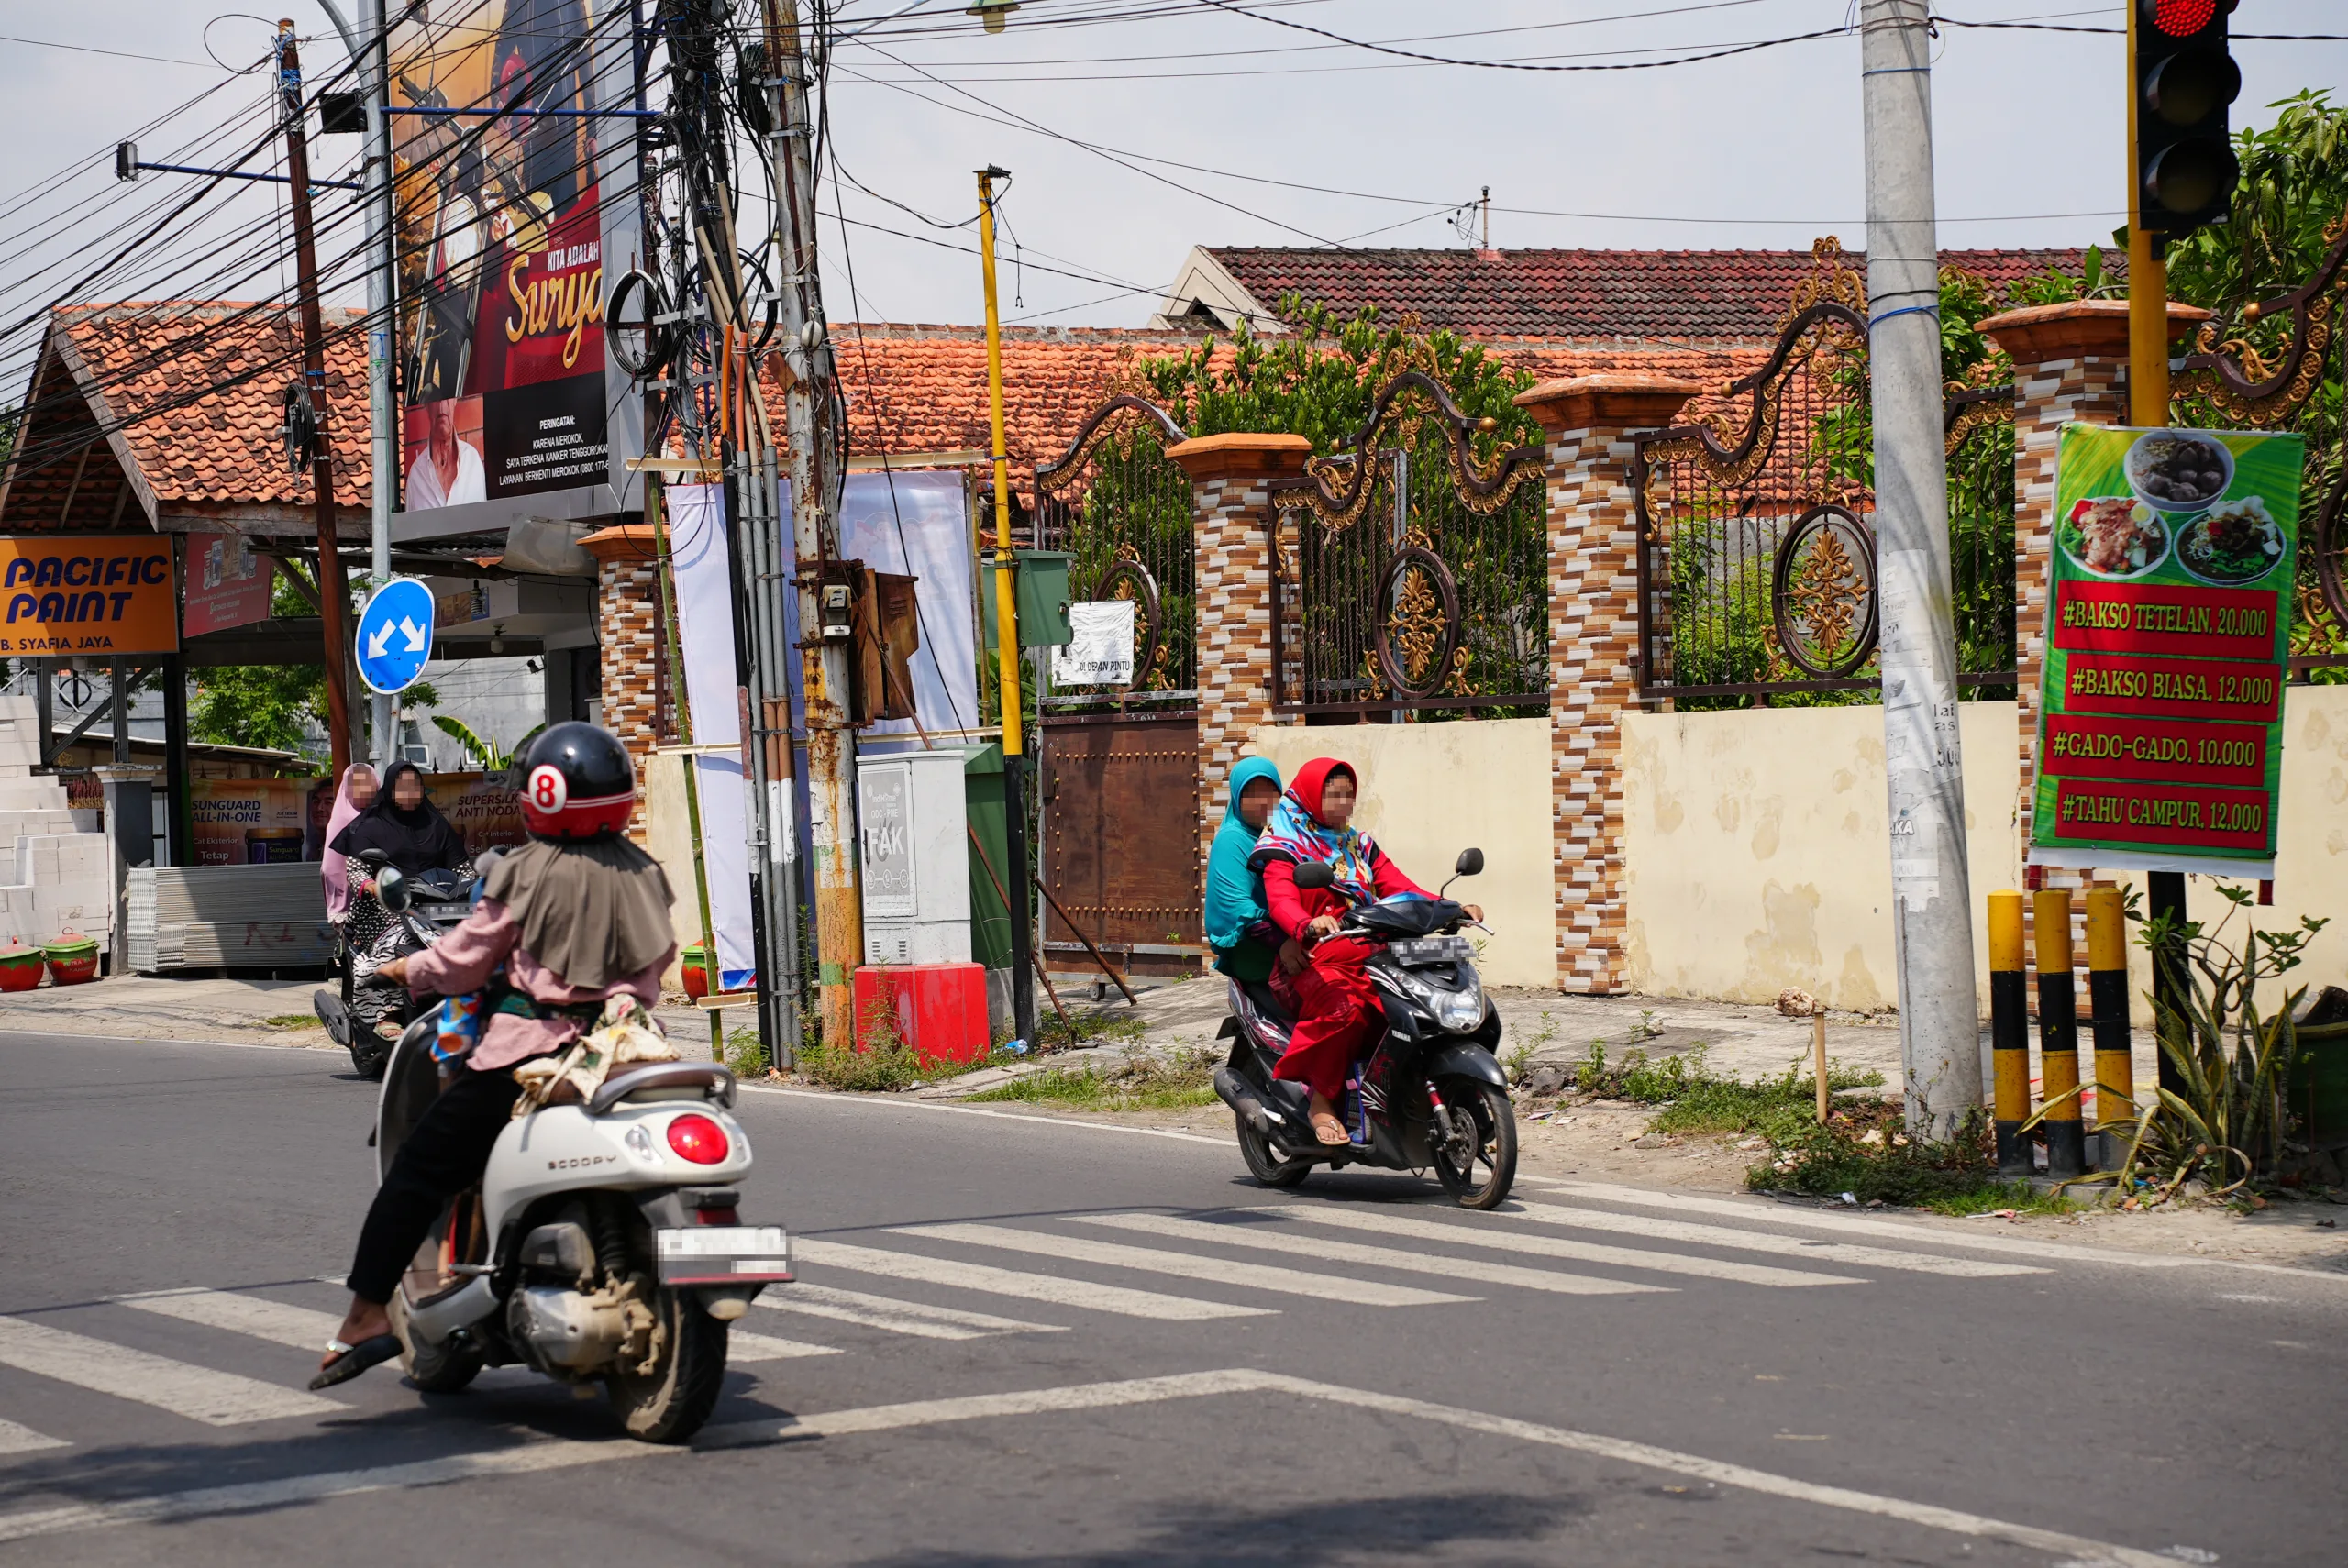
[2143,0,2232,39]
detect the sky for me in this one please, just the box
[0,0,2342,384]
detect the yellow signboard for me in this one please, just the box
[0,536,179,656]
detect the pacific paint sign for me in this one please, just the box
[0,536,179,655]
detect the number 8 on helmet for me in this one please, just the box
[517,721,637,840]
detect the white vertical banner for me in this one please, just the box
[837,470,977,737]
[666,482,757,992]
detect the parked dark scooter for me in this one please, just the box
[1212,848,1517,1209]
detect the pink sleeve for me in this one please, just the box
[1368,844,1430,900]
[404,898,519,998]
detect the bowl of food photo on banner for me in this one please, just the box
[2123,428,2234,514]
[2175,495,2287,587]
[2060,496,2171,580]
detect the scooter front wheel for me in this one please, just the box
[388,1290,483,1394]
[1235,1111,1312,1188]
[1431,1077,1516,1210]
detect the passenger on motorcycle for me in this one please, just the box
[1204,757,1305,1003]
[1251,757,1480,1147]
[312,723,678,1389]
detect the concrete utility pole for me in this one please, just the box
[1859,0,1977,1138]
[277,20,355,782]
[315,0,399,768]
[767,0,860,1046]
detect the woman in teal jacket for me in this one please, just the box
[1204,756,1302,991]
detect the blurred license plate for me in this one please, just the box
[1390,936,1471,966]
[656,1225,793,1284]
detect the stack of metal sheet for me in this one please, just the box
[126,865,332,972]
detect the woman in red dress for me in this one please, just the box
[1250,757,1479,1146]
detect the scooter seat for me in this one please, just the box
[1242,980,1295,1029]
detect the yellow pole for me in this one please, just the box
[976,165,1034,1040]
[2126,2,2170,429]
[1988,889,2030,1177]
[2085,887,2134,1172]
[2033,889,2087,1180]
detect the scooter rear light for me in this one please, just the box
[666,1112,730,1165]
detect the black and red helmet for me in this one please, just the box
[517,722,635,839]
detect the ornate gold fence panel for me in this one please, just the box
[1266,371,1549,719]
[1630,247,2018,707]
[2174,208,2348,678]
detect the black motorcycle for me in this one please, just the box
[1212,848,1517,1209]
[315,851,480,1079]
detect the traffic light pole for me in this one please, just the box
[977,167,1035,1046]
[1860,0,1979,1138]
[277,22,354,783]
[2127,0,2190,1097]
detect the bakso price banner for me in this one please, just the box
[2031,423,2307,878]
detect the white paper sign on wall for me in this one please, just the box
[1051,600,1135,687]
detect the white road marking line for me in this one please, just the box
[0,1367,2179,1565]
[794,1239,1274,1320]
[1272,1207,1862,1288]
[1075,1212,1665,1297]
[1545,1181,2203,1269]
[115,1288,345,1350]
[724,1330,841,1362]
[0,1419,66,1456]
[0,1316,338,1426]
[1508,1204,2046,1279]
[739,1084,1234,1148]
[753,1283,1058,1342]
[891,1223,1479,1308]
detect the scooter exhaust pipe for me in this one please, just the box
[1213,1066,1277,1137]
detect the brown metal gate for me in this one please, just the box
[1039,712,1201,977]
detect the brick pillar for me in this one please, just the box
[578,523,663,842]
[1167,432,1314,879]
[1514,374,1700,993]
[1977,300,2207,861]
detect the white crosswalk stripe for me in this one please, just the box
[0,1419,66,1455]
[795,1238,1277,1320]
[0,1316,339,1426]
[1512,1202,2046,1278]
[1540,1182,2150,1269]
[725,1330,840,1362]
[116,1288,346,1350]
[1274,1207,1864,1287]
[754,1283,1053,1341]
[892,1223,1480,1307]
[1076,1212,1667,1297]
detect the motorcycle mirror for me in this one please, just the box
[376,864,412,912]
[1454,847,1485,878]
[352,847,392,869]
[1291,860,1336,890]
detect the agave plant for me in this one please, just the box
[2100,888,2331,1201]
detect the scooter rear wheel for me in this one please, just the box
[1431,1078,1516,1210]
[606,1286,728,1443]
[1235,1111,1312,1188]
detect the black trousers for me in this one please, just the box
[347,1067,521,1305]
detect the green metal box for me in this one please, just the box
[980,549,1074,649]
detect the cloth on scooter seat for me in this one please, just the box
[1242,979,1295,1028]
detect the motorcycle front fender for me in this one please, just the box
[1422,1040,1507,1091]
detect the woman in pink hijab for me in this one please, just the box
[320,765,379,922]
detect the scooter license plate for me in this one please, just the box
[656,1225,793,1285]
[1390,935,1472,966]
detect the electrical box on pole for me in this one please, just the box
[2134,0,2240,237]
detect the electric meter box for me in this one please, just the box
[979,549,1075,649]
[857,749,972,966]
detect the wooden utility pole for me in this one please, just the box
[277,19,353,779]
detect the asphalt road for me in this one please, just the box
[0,1028,2340,1567]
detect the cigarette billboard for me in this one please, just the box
[388,0,641,542]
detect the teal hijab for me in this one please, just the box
[1205,757,1282,974]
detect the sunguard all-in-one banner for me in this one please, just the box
[388,0,639,536]
[2030,423,2307,880]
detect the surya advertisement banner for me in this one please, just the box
[2030,424,2307,879]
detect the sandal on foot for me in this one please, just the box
[1310,1112,1348,1146]
[308,1333,401,1390]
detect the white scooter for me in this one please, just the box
[372,970,790,1442]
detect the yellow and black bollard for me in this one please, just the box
[2086,887,2134,1173]
[1988,889,2031,1178]
[2033,889,2088,1179]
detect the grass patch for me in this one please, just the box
[966,1049,1218,1112]
[1748,1106,2029,1208]
[1032,1010,1146,1052]
[1920,1182,2077,1218]
[1573,1041,1882,1132]
[260,1014,319,1030]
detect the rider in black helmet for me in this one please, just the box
[312,723,678,1387]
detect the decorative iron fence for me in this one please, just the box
[1032,396,1197,709]
[1268,372,1549,719]
[1630,244,2018,707]
[2174,208,2348,679]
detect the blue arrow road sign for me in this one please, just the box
[355,577,436,695]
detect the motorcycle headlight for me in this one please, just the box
[1433,971,1485,1033]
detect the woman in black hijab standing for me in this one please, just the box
[329,761,466,876]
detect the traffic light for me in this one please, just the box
[2134,0,2241,237]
